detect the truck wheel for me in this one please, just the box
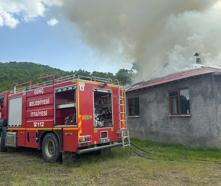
[42,133,61,163]
[101,148,112,155]
[0,132,7,152]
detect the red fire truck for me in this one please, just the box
[0,75,130,162]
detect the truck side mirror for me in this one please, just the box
[3,120,7,127]
[0,119,8,127]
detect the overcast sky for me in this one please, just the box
[0,1,130,73]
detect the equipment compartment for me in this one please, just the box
[94,90,113,128]
[55,86,76,125]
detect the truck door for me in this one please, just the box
[0,96,4,119]
[0,93,8,120]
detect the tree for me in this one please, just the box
[73,70,91,77]
[91,71,114,79]
[115,69,132,85]
[0,62,134,92]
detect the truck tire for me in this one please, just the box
[42,133,61,163]
[101,148,111,155]
[0,132,7,152]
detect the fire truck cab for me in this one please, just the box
[0,75,130,162]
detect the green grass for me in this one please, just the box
[131,138,221,161]
[1,139,221,186]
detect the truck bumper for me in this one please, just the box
[77,142,122,155]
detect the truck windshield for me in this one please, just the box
[94,90,113,128]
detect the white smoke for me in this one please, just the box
[2,1,221,81]
[61,0,221,81]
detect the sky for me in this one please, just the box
[1,0,221,78]
[0,1,130,73]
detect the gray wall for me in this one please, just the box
[127,74,221,148]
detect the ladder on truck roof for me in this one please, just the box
[119,87,130,147]
[12,74,118,94]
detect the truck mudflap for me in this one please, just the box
[77,142,123,155]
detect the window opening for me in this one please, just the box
[169,89,190,115]
[128,97,140,116]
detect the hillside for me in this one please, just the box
[0,62,68,92]
[0,62,132,92]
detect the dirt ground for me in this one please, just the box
[1,141,221,186]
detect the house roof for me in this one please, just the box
[127,66,221,92]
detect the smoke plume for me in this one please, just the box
[62,0,221,81]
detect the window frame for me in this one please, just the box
[127,97,140,117]
[168,88,191,117]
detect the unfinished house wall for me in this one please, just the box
[213,73,221,148]
[127,74,221,148]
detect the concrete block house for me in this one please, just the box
[127,67,221,148]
